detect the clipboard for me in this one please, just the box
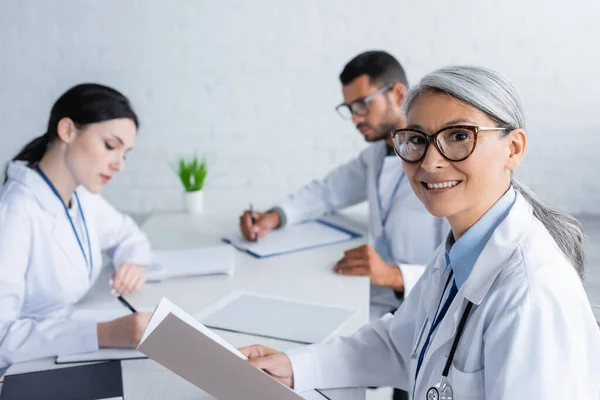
[0,361,123,400]
[222,219,361,258]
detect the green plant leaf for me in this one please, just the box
[173,155,208,192]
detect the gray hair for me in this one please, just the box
[404,66,585,279]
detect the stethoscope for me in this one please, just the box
[424,299,474,400]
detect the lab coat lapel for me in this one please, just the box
[21,165,91,283]
[369,142,388,238]
[50,208,90,283]
[461,193,533,305]
[421,249,447,314]
[422,287,463,371]
[422,193,534,367]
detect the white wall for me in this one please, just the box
[1,0,599,214]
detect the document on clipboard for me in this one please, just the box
[222,220,361,258]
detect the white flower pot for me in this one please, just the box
[183,190,204,214]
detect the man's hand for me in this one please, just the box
[239,210,281,241]
[334,244,404,291]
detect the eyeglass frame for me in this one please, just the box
[390,125,511,163]
[335,82,395,119]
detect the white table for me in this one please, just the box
[4,206,371,399]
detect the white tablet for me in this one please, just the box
[197,291,358,344]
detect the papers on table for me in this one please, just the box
[223,220,361,258]
[138,298,327,400]
[198,291,358,344]
[56,308,150,364]
[145,245,235,282]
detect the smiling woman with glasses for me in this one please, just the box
[239,66,600,400]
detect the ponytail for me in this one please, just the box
[3,134,51,183]
[13,133,51,164]
[512,178,585,280]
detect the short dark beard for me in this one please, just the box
[368,121,398,142]
[367,97,402,143]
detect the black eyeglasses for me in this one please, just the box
[335,83,394,119]
[391,125,511,163]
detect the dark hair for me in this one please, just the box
[339,50,409,88]
[11,83,138,166]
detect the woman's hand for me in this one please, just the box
[97,312,152,348]
[239,344,294,388]
[111,263,145,295]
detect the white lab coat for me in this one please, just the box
[278,141,447,317]
[287,192,600,399]
[0,161,152,371]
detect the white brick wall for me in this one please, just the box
[1,0,599,214]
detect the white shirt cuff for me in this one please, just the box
[286,345,320,392]
[71,320,100,355]
[277,201,303,228]
[398,263,426,297]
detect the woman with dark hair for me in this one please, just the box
[0,83,152,371]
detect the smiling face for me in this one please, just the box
[60,118,136,193]
[401,90,526,235]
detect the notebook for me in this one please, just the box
[56,308,150,364]
[0,361,123,400]
[145,245,235,281]
[223,220,361,258]
[137,297,327,400]
[198,291,358,344]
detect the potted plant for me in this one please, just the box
[175,155,208,214]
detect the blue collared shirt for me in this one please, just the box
[445,187,517,289]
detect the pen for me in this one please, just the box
[117,295,137,313]
[249,203,256,225]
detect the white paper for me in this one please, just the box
[146,245,235,281]
[198,291,358,344]
[225,220,355,257]
[57,308,150,364]
[140,298,243,358]
[138,297,307,400]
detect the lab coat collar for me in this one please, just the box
[421,192,533,375]
[6,161,92,282]
[461,191,532,305]
[430,191,532,304]
[6,160,66,215]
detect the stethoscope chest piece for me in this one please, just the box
[426,378,453,400]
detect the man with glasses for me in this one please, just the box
[240,48,446,301]
[239,52,446,393]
